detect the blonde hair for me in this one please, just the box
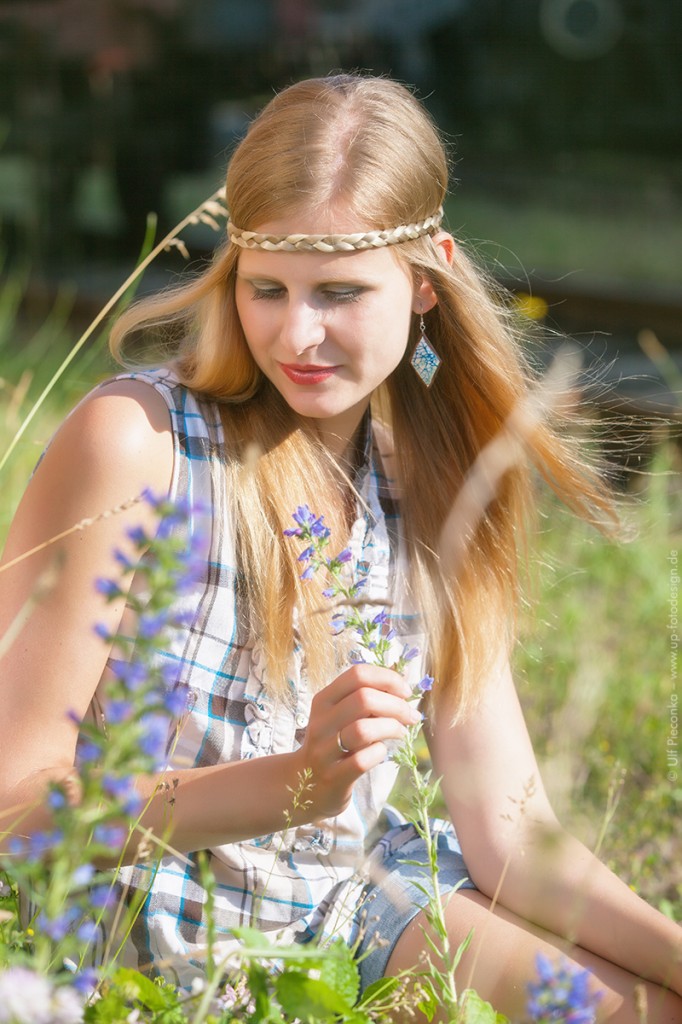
[110,74,615,716]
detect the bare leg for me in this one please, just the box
[386,890,682,1023]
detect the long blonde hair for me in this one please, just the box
[110,74,615,715]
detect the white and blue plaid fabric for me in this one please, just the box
[91,369,427,987]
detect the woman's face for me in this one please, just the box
[234,215,421,456]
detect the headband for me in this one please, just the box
[227,208,444,254]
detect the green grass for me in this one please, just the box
[514,460,682,915]
[449,190,682,289]
[0,267,114,535]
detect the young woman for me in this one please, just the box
[1,75,680,1021]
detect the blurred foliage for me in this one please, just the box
[514,450,682,915]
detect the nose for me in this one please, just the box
[280,299,325,356]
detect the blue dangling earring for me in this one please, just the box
[410,311,441,387]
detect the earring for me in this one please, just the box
[410,312,441,387]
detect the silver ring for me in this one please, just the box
[337,731,351,755]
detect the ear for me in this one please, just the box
[411,231,455,314]
[432,231,456,266]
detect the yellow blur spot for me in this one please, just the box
[514,292,549,321]
[26,928,34,936]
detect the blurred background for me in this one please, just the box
[0,2,679,260]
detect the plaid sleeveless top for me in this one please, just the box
[98,369,425,987]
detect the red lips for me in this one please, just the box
[279,364,339,385]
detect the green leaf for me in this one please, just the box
[83,988,129,1023]
[248,962,275,1020]
[450,927,474,970]
[356,974,400,1008]
[108,967,170,1011]
[318,938,360,1007]
[459,988,510,1024]
[275,971,352,1021]
[416,980,438,1022]
[231,924,277,950]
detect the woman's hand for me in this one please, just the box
[291,663,422,820]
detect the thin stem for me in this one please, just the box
[0,191,226,475]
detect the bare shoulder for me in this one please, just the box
[1,374,176,610]
[57,377,174,491]
[14,377,174,540]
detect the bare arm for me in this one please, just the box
[0,382,419,857]
[427,658,682,996]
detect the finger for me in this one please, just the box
[340,739,398,778]
[325,663,412,706]
[338,715,412,757]
[336,687,422,732]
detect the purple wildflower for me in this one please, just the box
[77,739,101,763]
[27,831,57,860]
[113,547,134,570]
[309,516,330,539]
[71,864,95,887]
[77,920,99,943]
[126,525,148,546]
[292,505,313,527]
[92,622,112,642]
[336,547,352,563]
[160,662,180,687]
[93,824,128,848]
[90,885,117,910]
[106,698,134,724]
[138,611,169,639]
[321,587,337,599]
[72,968,98,995]
[527,952,602,1024]
[6,837,26,857]
[109,659,148,691]
[101,775,141,813]
[300,564,316,581]
[174,550,206,591]
[402,645,420,662]
[164,684,190,716]
[172,608,195,628]
[139,713,169,758]
[372,610,389,626]
[417,675,434,693]
[94,577,122,599]
[38,906,79,941]
[47,788,67,811]
[297,546,315,563]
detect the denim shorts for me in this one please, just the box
[351,819,477,993]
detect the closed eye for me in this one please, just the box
[250,284,285,300]
[321,287,364,304]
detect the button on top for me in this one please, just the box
[294,713,308,729]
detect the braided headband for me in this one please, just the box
[227,208,444,253]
